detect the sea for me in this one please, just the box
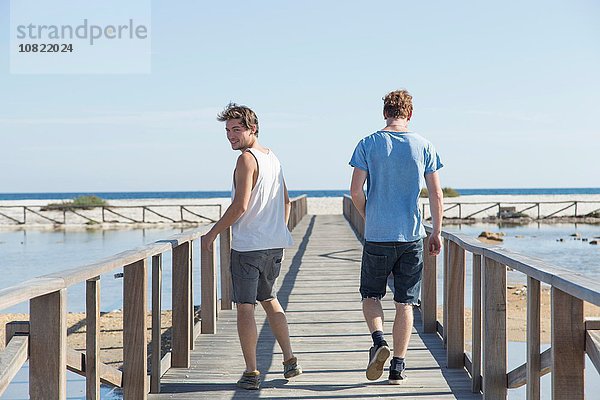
[0,189,599,399]
[2,187,600,201]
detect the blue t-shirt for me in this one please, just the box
[349,131,443,242]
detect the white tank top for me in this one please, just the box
[231,148,294,252]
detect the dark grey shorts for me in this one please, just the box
[360,239,423,304]
[231,248,284,304]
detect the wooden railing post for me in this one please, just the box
[220,227,233,310]
[29,289,67,400]
[201,242,217,334]
[189,241,195,349]
[472,254,482,393]
[446,241,465,368]
[421,235,437,333]
[123,259,148,399]
[526,277,540,400]
[172,242,191,367]
[86,277,100,400]
[482,256,507,399]
[151,254,162,393]
[443,238,449,347]
[551,287,584,400]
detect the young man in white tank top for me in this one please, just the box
[201,103,301,390]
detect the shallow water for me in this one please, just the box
[0,227,207,313]
[447,222,600,278]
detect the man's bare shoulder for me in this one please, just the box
[235,150,258,171]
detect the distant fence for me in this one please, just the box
[420,200,600,220]
[0,204,223,226]
[344,195,600,400]
[0,195,307,399]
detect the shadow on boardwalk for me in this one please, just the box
[153,215,480,400]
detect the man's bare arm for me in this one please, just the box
[424,171,443,255]
[350,167,368,219]
[201,152,255,251]
[283,180,291,226]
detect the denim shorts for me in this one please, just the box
[360,239,424,304]
[231,248,284,304]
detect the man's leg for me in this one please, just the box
[260,298,293,361]
[362,297,384,333]
[392,302,413,358]
[388,239,423,384]
[237,303,258,372]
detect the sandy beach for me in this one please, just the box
[1,194,599,227]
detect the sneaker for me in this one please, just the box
[388,358,407,385]
[237,370,261,390]
[366,341,390,380]
[283,356,303,379]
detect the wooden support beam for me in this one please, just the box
[551,287,584,400]
[482,257,507,400]
[446,241,465,368]
[586,330,600,376]
[5,321,29,345]
[29,290,67,400]
[66,348,122,387]
[0,336,28,397]
[471,254,482,393]
[86,277,100,400]
[507,348,551,389]
[201,242,217,334]
[526,277,541,400]
[443,238,449,348]
[586,317,600,330]
[151,254,162,393]
[172,242,191,367]
[123,259,148,399]
[421,235,437,333]
[220,227,233,310]
[189,241,195,350]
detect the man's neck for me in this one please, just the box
[383,117,410,132]
[241,139,269,154]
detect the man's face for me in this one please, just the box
[225,119,255,151]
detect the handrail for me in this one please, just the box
[0,203,222,225]
[0,195,308,399]
[343,194,599,399]
[419,199,600,220]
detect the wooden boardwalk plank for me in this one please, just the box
[151,215,481,399]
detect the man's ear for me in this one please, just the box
[250,124,257,135]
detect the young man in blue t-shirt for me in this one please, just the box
[349,89,444,384]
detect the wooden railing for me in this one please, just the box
[420,200,600,220]
[0,204,223,225]
[0,195,307,399]
[343,195,600,400]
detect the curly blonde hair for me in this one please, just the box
[383,89,413,119]
[216,102,260,136]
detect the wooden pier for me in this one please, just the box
[1,194,599,399]
[153,214,480,399]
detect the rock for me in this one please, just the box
[570,233,581,237]
[590,240,598,245]
[478,231,504,242]
[583,238,588,242]
[557,238,564,242]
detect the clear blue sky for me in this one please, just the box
[1,0,599,192]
